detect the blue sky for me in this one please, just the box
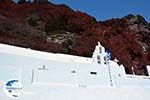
[14,0,150,22]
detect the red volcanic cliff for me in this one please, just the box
[0,0,150,75]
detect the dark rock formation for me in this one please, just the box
[0,0,13,3]
[33,0,48,3]
[17,0,28,4]
[0,0,150,75]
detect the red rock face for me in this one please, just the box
[0,1,150,75]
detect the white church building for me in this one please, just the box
[0,42,150,100]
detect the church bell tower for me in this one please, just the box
[92,42,107,65]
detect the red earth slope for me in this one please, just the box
[0,0,150,75]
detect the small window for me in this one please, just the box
[71,70,76,73]
[97,55,100,60]
[38,65,48,70]
[99,47,102,53]
[98,61,101,64]
[90,72,97,75]
[104,56,107,64]
[104,56,106,61]
[97,56,101,64]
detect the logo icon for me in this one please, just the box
[4,80,23,98]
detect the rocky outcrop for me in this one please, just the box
[98,14,150,75]
[33,0,49,3]
[0,1,150,75]
[17,0,28,4]
[17,0,48,4]
[0,0,13,3]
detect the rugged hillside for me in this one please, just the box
[0,0,150,75]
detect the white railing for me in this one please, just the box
[126,74,150,79]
